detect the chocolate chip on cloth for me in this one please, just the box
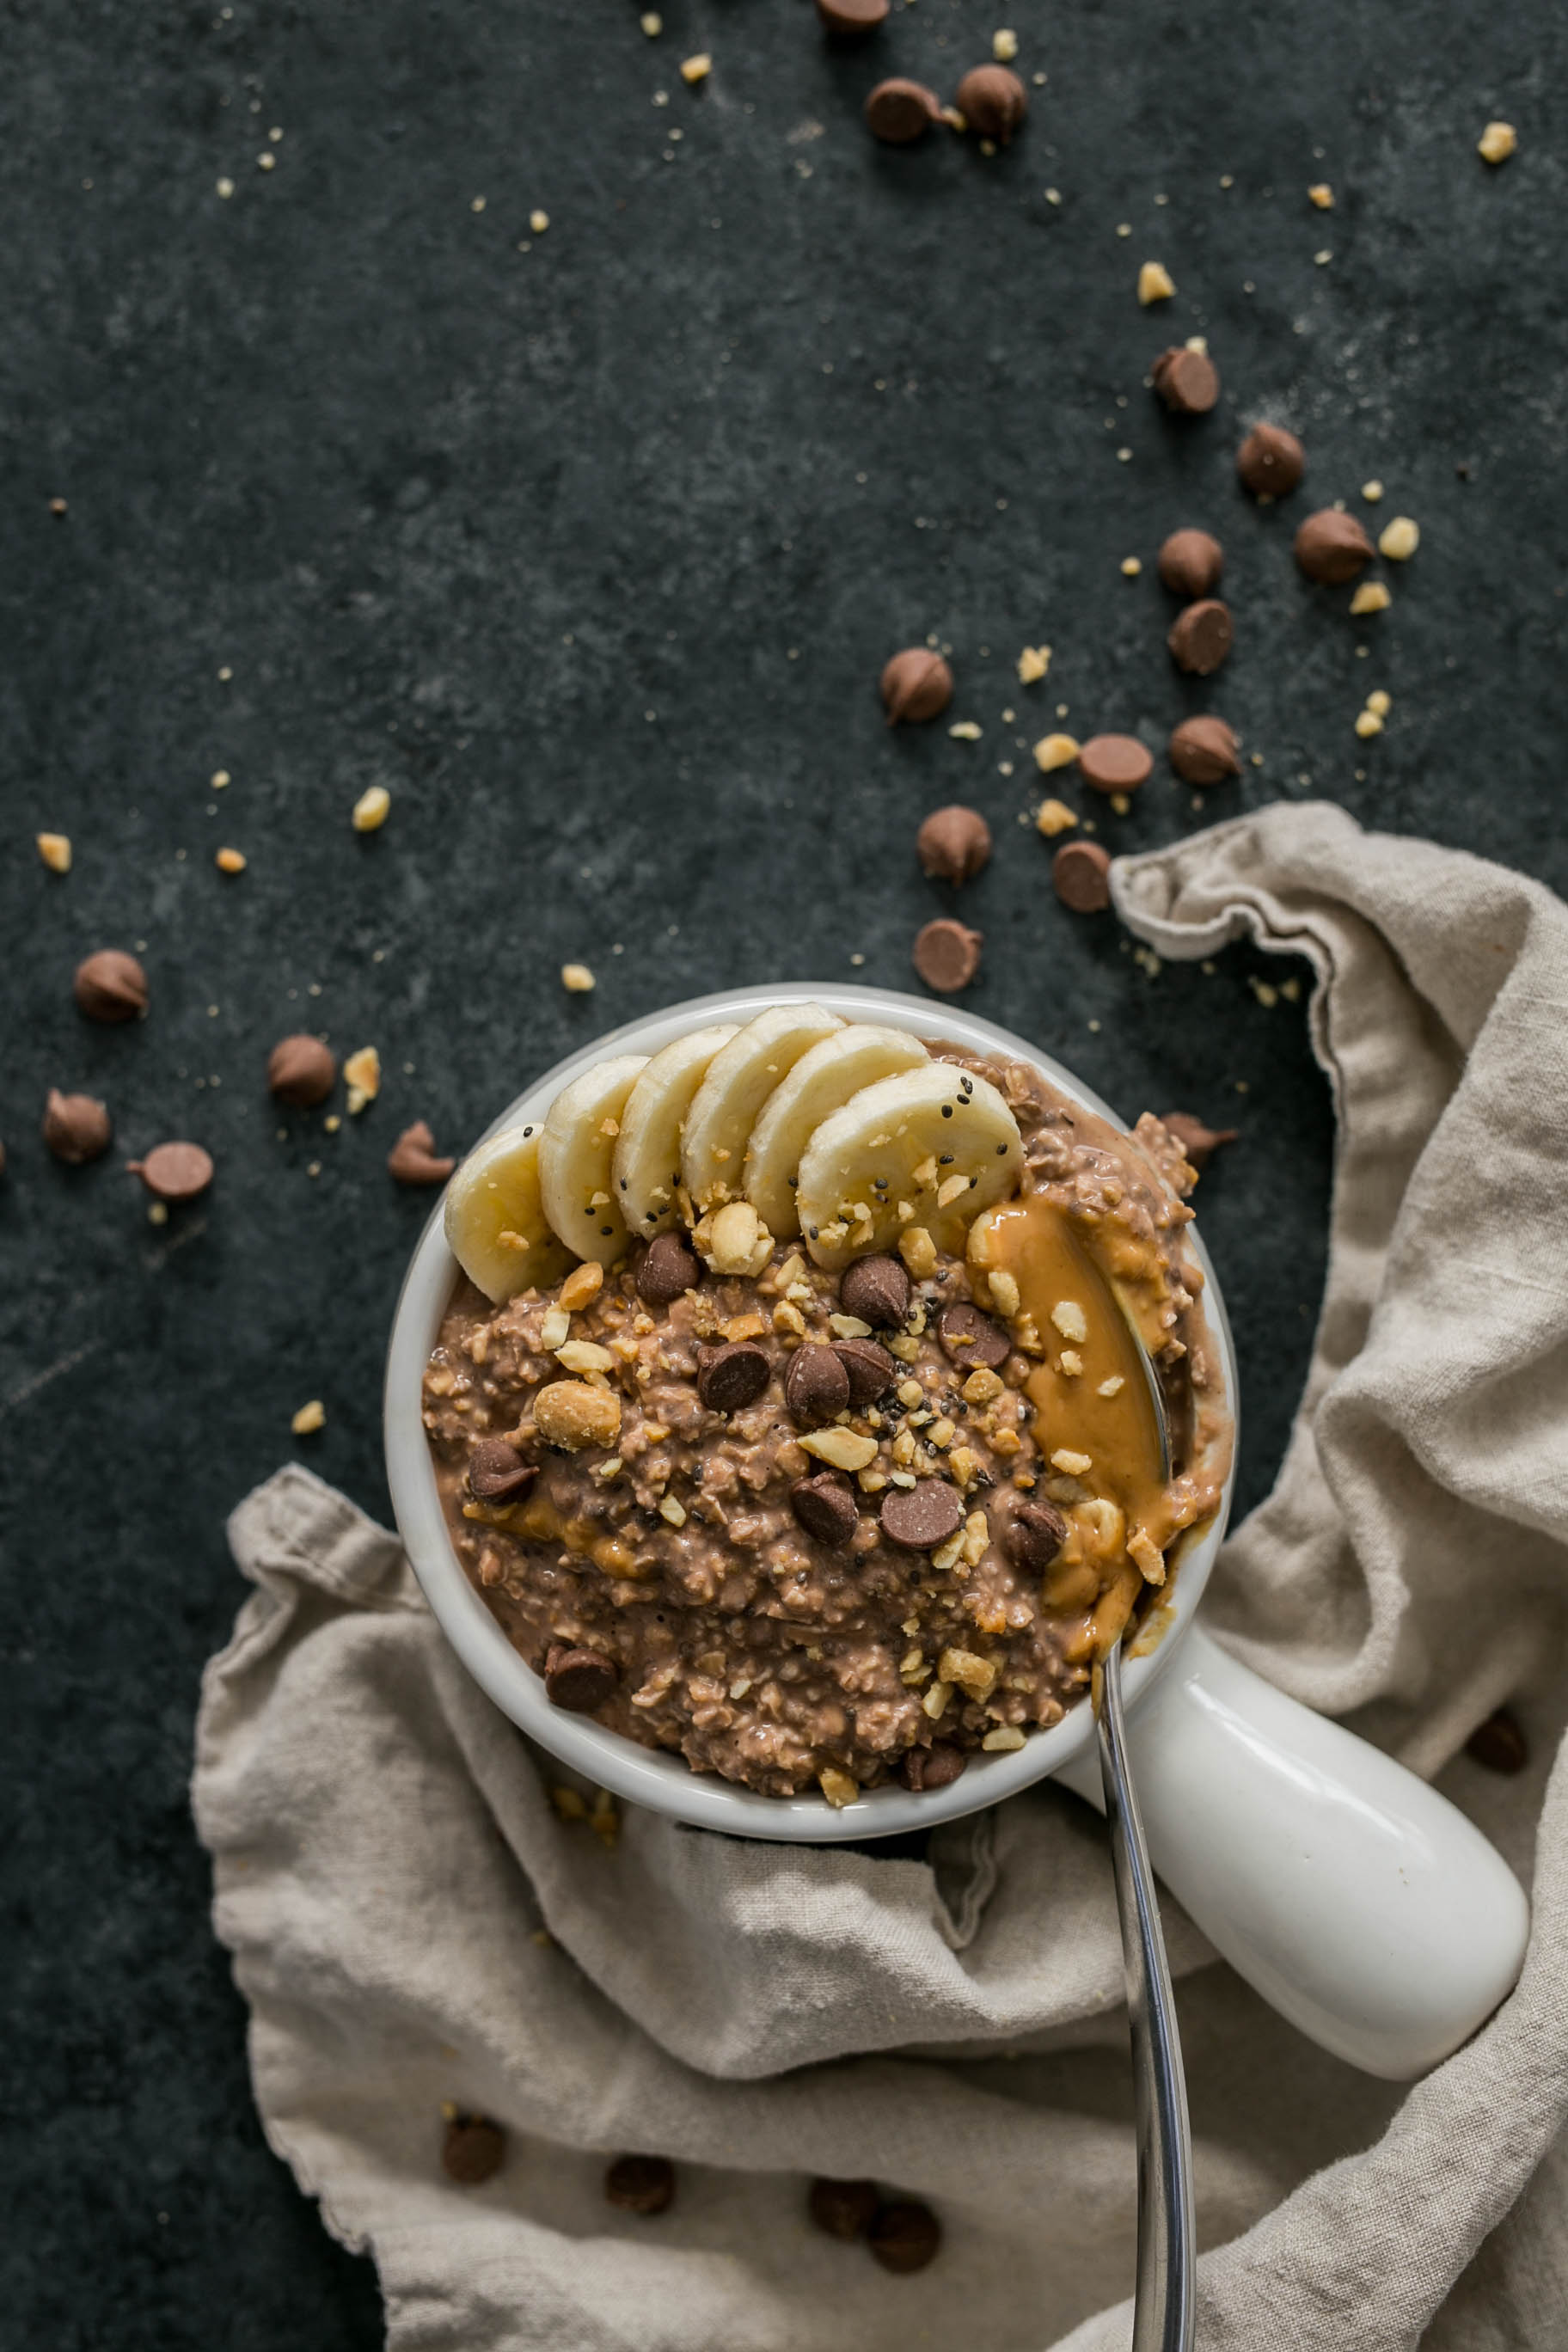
[267,1033,337,1107]
[897,1742,968,1791]
[441,2113,507,2187]
[839,1253,910,1328]
[73,949,149,1023]
[1167,599,1234,676]
[833,1335,898,1406]
[868,2198,942,2274]
[636,1229,702,1307]
[542,1645,618,1713]
[1161,1112,1240,1172]
[130,1141,214,1202]
[1295,508,1375,584]
[1467,1707,1528,1774]
[916,804,992,884]
[1052,838,1112,913]
[1169,715,1242,784]
[1152,345,1220,413]
[879,1479,965,1552]
[879,645,952,721]
[815,0,888,30]
[1078,734,1152,794]
[912,917,982,994]
[695,1339,770,1413]
[1157,527,1224,598]
[467,1437,536,1504]
[784,1342,852,1427]
[809,2177,881,2240]
[790,1470,861,1547]
[1236,420,1305,497]
[863,79,942,144]
[604,2154,676,2215]
[954,64,1027,142]
[938,1299,1010,1369]
[43,1088,111,1164]
[388,1120,456,1185]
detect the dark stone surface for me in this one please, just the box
[2,2,1563,2341]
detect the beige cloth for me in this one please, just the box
[193,804,1568,2349]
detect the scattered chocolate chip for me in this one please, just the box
[840,1254,911,1328]
[604,2154,676,2215]
[1236,422,1305,497]
[868,2199,942,2274]
[696,1339,771,1414]
[1004,1499,1068,1572]
[1161,1112,1239,1172]
[880,645,953,721]
[388,1119,456,1185]
[1152,346,1219,414]
[1167,599,1234,676]
[468,1437,537,1504]
[542,1645,619,1712]
[73,949,149,1023]
[954,64,1027,142]
[809,2177,881,2239]
[897,1743,968,1792]
[937,1301,1009,1369]
[267,1033,337,1107]
[43,1089,111,1165]
[1078,734,1153,794]
[1052,839,1112,914]
[1466,1707,1528,1774]
[132,1141,214,1202]
[1168,715,1241,784]
[916,804,992,885]
[833,1336,899,1406]
[912,917,982,995]
[442,2113,507,2186]
[879,1479,965,1552]
[785,1342,852,1427]
[1294,508,1374,584]
[864,79,942,144]
[1156,528,1225,599]
[816,0,888,30]
[637,1230,702,1307]
[790,1471,861,1547]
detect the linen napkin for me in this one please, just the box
[193,802,1568,2350]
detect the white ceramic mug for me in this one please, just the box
[384,983,1529,2080]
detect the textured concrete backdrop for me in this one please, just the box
[3,0,1565,2341]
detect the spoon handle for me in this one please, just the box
[1097,1638,1196,2352]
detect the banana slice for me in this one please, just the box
[444,1124,574,1305]
[612,1023,738,1240]
[744,1023,930,1239]
[537,1054,650,1265]
[681,1004,843,1212]
[794,1061,1024,1270]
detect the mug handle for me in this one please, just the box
[1053,1625,1530,2079]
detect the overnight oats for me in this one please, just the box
[420,1008,1231,1805]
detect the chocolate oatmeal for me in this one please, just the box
[422,1050,1230,1804]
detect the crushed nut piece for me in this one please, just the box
[559,1262,604,1313]
[352,785,391,832]
[981,1725,1026,1752]
[1477,120,1516,165]
[992,28,1018,60]
[680,52,711,83]
[560,962,595,992]
[695,1198,773,1277]
[344,1045,381,1112]
[818,1766,858,1809]
[1128,1526,1167,1585]
[534,1380,622,1451]
[1350,580,1392,615]
[963,1368,1005,1406]
[540,1306,571,1351]
[215,846,247,873]
[1050,1447,1093,1477]
[36,831,72,873]
[987,1270,1020,1319]
[948,720,982,741]
[1097,1374,1125,1398]
[291,1399,326,1435]
[1366,689,1392,716]
[556,1339,616,1375]
[1016,644,1051,683]
[1308,181,1334,208]
[1033,734,1081,775]
[658,1494,687,1527]
[1354,709,1384,740]
[799,1427,879,1473]
[1137,260,1175,304]
[1362,480,1385,503]
[1120,556,1142,578]
[940,1646,998,1700]
[922,1680,952,1719]
[897,1225,938,1279]
[1378,515,1420,561]
[1034,798,1079,840]
[1050,1299,1088,1344]
[530,208,550,233]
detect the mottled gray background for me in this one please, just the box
[3,0,1565,2341]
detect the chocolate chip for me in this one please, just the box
[267,1034,337,1107]
[1078,734,1153,794]
[42,1088,111,1165]
[833,1337,899,1406]
[696,1340,770,1414]
[1168,716,1241,785]
[604,2154,676,2215]
[1152,346,1219,414]
[1466,1707,1528,1774]
[867,2199,942,2274]
[1156,528,1224,598]
[388,1119,456,1185]
[916,804,992,885]
[1004,1500,1068,1571]
[840,1254,911,1328]
[791,1471,861,1547]
[1162,1112,1240,1172]
[1294,508,1374,584]
[1167,599,1234,676]
[912,917,982,995]
[954,64,1027,143]
[73,949,148,1023]
[1051,839,1112,914]
[879,1479,965,1552]
[637,1230,702,1307]
[468,1437,537,1503]
[880,645,952,720]
[897,1743,968,1792]
[816,0,888,30]
[785,1342,852,1427]
[809,2177,881,2239]
[864,78,942,144]
[132,1142,214,1203]
[441,2114,506,2185]
[937,1301,1009,1368]
[542,1645,619,1712]
[1236,422,1304,497]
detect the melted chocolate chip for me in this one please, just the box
[833,1336,898,1406]
[879,1479,965,1552]
[839,1254,910,1328]
[442,2114,507,2185]
[867,2199,942,2274]
[542,1645,618,1712]
[1004,1500,1068,1571]
[468,1437,537,1503]
[809,2177,881,2239]
[604,2154,676,2215]
[897,1743,969,1792]
[637,1230,702,1306]
[790,1472,861,1547]
[1161,1112,1239,1171]
[784,1342,852,1427]
[936,1300,1009,1369]
[696,1340,770,1414]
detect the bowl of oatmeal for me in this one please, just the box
[383,983,1239,1841]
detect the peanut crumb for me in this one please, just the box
[818,1767,859,1809]
[1137,260,1175,304]
[215,846,247,873]
[1350,580,1392,616]
[344,1045,382,1111]
[560,963,596,993]
[291,1400,326,1435]
[1035,797,1078,837]
[1120,556,1142,578]
[1366,689,1392,716]
[1050,1448,1093,1476]
[640,9,662,31]
[1033,733,1080,775]
[1308,181,1334,208]
[352,785,391,832]
[1477,121,1516,165]
[36,831,72,873]
[992,28,1018,60]
[948,720,982,741]
[1354,709,1384,740]
[680,52,711,84]
[1378,515,1420,561]
[1016,644,1051,683]
[1361,480,1384,502]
